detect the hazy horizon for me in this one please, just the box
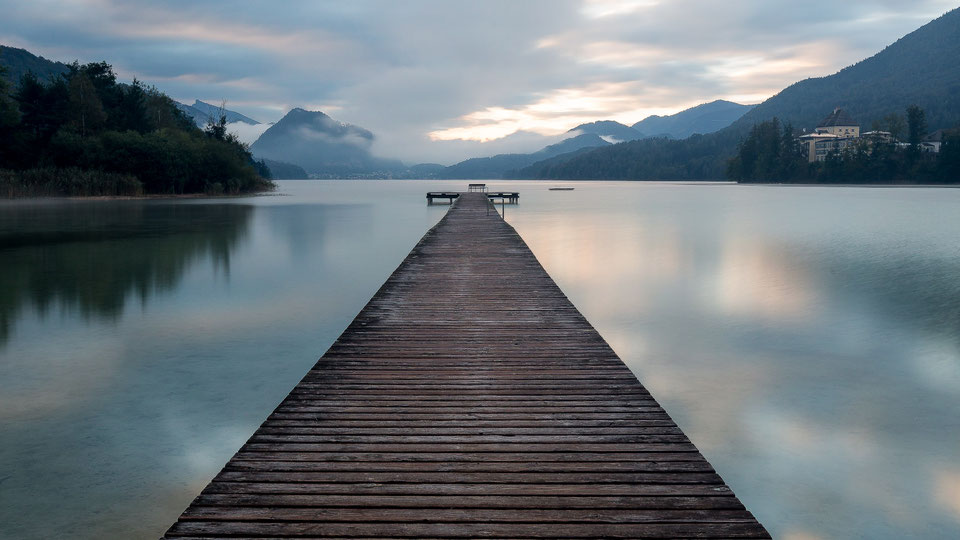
[1,0,956,164]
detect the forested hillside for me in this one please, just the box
[517,131,739,180]
[568,120,644,141]
[0,59,272,196]
[520,8,960,180]
[441,133,609,179]
[727,110,959,184]
[176,99,260,128]
[261,158,308,179]
[0,45,70,84]
[631,100,753,139]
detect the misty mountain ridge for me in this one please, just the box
[176,100,260,127]
[727,9,960,135]
[568,120,644,142]
[439,133,610,179]
[9,4,956,181]
[631,100,754,139]
[0,47,267,132]
[1,43,760,178]
[441,101,750,177]
[0,43,400,177]
[250,108,403,175]
[0,45,70,83]
[518,7,960,180]
[407,163,446,177]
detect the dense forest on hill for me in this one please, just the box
[520,8,960,181]
[260,158,308,179]
[0,60,272,196]
[728,109,960,183]
[442,133,610,179]
[516,132,739,180]
[630,100,753,139]
[0,45,70,84]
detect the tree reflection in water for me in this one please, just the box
[0,201,254,345]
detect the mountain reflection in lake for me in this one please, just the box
[0,202,253,345]
[502,182,960,540]
[1,180,959,540]
[0,183,449,539]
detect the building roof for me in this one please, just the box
[817,108,859,128]
[924,129,948,142]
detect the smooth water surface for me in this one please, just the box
[498,181,960,540]
[0,181,452,539]
[2,180,959,539]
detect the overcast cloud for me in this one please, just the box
[1,0,956,164]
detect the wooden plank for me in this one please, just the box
[197,483,734,496]
[167,521,769,538]
[162,192,767,539]
[210,471,725,484]
[222,460,716,473]
[191,493,747,510]
[229,452,707,463]
[179,507,758,523]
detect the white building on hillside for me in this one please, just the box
[799,108,861,162]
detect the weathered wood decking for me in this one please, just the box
[163,192,768,539]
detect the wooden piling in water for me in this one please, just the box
[163,192,769,539]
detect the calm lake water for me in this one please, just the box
[1,180,959,539]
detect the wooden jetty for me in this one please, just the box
[486,191,519,204]
[163,192,768,539]
[426,192,460,205]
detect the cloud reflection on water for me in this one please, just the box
[0,201,254,346]
[0,182,448,539]
[2,181,959,539]
[504,181,960,539]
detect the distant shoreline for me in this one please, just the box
[739,182,960,188]
[69,192,279,200]
[0,190,281,202]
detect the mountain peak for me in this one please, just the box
[251,108,400,175]
[178,100,260,126]
[539,133,611,155]
[727,7,960,134]
[568,120,644,141]
[631,100,754,138]
[515,8,960,181]
[705,99,742,107]
[272,108,371,140]
[280,108,338,124]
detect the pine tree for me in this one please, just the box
[68,72,105,137]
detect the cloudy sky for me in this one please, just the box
[1,0,956,164]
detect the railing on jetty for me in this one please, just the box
[487,191,519,204]
[426,191,460,204]
[163,192,769,539]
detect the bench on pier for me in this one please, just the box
[426,192,460,204]
[487,191,519,204]
[467,183,487,192]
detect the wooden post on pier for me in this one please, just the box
[163,192,769,539]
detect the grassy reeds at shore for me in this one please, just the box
[1,167,144,197]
